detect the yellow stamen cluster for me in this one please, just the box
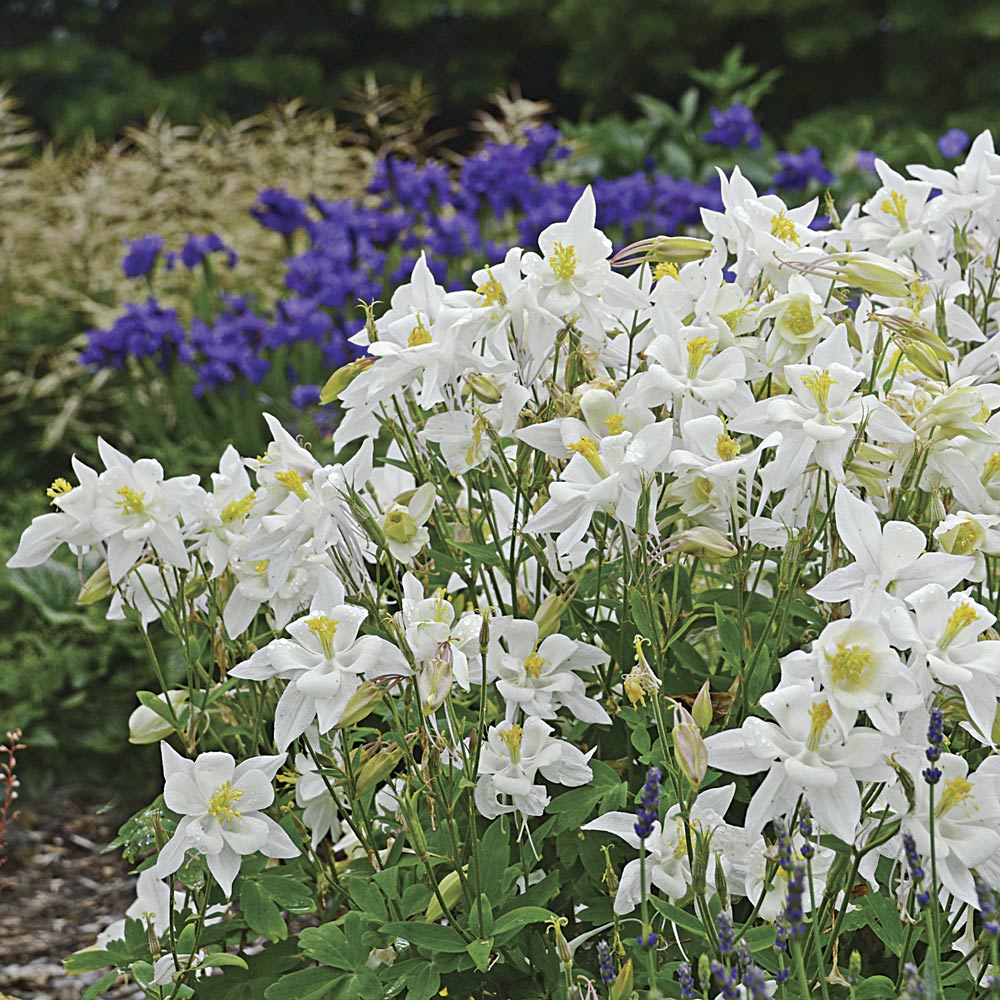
[407,315,433,347]
[275,469,308,501]
[550,242,578,281]
[115,485,147,516]
[936,775,974,817]
[806,700,832,751]
[431,588,450,623]
[829,643,873,685]
[719,302,751,331]
[801,370,837,413]
[983,450,1000,483]
[604,413,626,436]
[686,335,715,378]
[568,437,609,476]
[465,416,488,468]
[476,275,506,306]
[253,559,270,575]
[653,261,679,281]
[383,507,417,543]
[784,302,816,337]
[524,650,547,679]
[499,723,524,762]
[880,191,908,228]
[693,476,714,504]
[770,211,801,245]
[221,492,256,524]
[307,615,339,658]
[207,780,243,822]
[906,279,929,314]
[940,602,979,650]
[715,433,741,461]
[46,478,73,503]
[950,522,979,555]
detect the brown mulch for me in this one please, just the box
[1,789,142,1000]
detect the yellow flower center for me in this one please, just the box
[950,522,979,555]
[770,211,801,245]
[715,433,741,461]
[431,588,450,623]
[604,413,626,436]
[383,507,417,544]
[939,602,979,650]
[653,261,679,281]
[407,315,433,347]
[936,775,974,817]
[686,335,715,378]
[253,559,270,575]
[46,478,73,504]
[906,279,929,314]
[568,436,609,477]
[207,780,243,822]
[115,486,147,516]
[800,369,837,414]
[221,492,256,524]
[693,476,714,504]
[550,242,578,281]
[719,302,751,331]
[524,650,547,679]
[499,723,524,763]
[806,700,833,751]
[829,643,873,685]
[465,415,489,468]
[476,274,506,307]
[982,450,1000,483]
[275,470,308,501]
[784,302,816,337]
[307,615,339,658]
[880,191,908,229]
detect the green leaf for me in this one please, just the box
[256,874,315,912]
[714,602,744,667]
[81,970,120,1000]
[5,561,88,624]
[264,967,337,1000]
[241,880,288,943]
[491,906,555,939]
[649,898,706,939]
[64,948,115,974]
[855,976,897,999]
[469,894,494,938]
[478,819,511,898]
[380,921,468,953]
[135,690,183,728]
[400,883,432,917]
[345,874,387,918]
[196,954,251,971]
[299,923,354,971]
[328,968,383,1000]
[467,937,493,972]
[398,963,440,1000]
[859,893,905,957]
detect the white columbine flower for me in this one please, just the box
[475,717,593,821]
[488,618,611,724]
[704,685,888,844]
[230,594,409,750]
[294,750,344,846]
[381,482,436,563]
[808,485,976,619]
[154,745,298,896]
[582,785,737,914]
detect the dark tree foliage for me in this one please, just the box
[1,0,999,142]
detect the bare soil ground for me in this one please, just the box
[1,789,141,1000]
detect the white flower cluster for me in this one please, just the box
[12,134,1000,945]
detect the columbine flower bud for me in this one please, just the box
[698,954,712,991]
[670,526,738,561]
[383,504,417,544]
[77,560,113,605]
[424,868,466,921]
[465,372,503,405]
[547,916,573,967]
[128,691,189,744]
[672,703,708,790]
[336,680,385,728]
[610,235,714,269]
[900,340,948,380]
[418,648,454,715]
[533,590,573,641]
[832,251,916,297]
[848,951,862,983]
[319,357,375,403]
[714,851,728,906]
[691,680,713,731]
[690,827,711,895]
[355,742,404,797]
[610,959,634,1000]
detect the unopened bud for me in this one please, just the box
[691,827,710,895]
[465,372,503,405]
[698,953,712,990]
[355,742,404,797]
[610,958,634,1000]
[833,251,916,298]
[533,590,573,641]
[848,950,862,982]
[548,917,572,967]
[673,704,708,789]
[671,526,738,561]
[319,357,375,403]
[425,868,465,921]
[336,680,384,728]
[600,845,620,896]
[692,681,713,731]
[128,691,189,744]
[901,340,948,380]
[418,650,454,715]
[714,851,728,906]
[77,560,113,605]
